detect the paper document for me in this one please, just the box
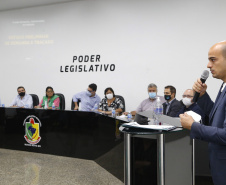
[116,115,129,122]
[122,122,176,131]
[186,111,201,122]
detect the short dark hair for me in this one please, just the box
[17,86,25,91]
[45,86,55,97]
[104,87,115,97]
[165,85,176,95]
[89,83,97,91]
[46,86,54,92]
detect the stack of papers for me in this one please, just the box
[116,115,128,122]
[121,122,176,131]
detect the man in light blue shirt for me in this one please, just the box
[73,83,101,111]
[10,86,33,108]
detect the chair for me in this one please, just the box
[71,99,80,110]
[29,94,39,107]
[55,93,65,110]
[115,95,125,112]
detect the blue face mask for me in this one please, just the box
[149,92,156,99]
[86,90,92,97]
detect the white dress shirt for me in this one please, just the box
[10,94,33,108]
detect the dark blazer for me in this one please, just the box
[191,83,226,185]
[176,103,206,124]
[163,98,183,117]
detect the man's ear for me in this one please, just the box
[172,93,175,98]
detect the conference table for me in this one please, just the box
[0,107,125,181]
[0,107,195,185]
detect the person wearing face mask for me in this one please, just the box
[98,87,123,115]
[72,83,101,111]
[176,89,205,123]
[10,86,33,108]
[123,83,165,116]
[162,85,183,117]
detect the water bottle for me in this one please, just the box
[52,103,55,110]
[154,97,163,125]
[94,103,98,112]
[127,111,132,122]
[44,100,48,109]
[112,108,116,117]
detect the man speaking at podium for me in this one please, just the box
[180,41,226,185]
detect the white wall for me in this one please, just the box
[0,0,225,110]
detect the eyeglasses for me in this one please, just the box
[182,95,193,98]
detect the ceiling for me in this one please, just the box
[0,0,80,12]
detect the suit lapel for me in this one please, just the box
[167,99,175,115]
[163,103,167,114]
[210,83,226,120]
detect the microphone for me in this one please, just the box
[192,70,209,102]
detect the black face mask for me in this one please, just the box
[164,95,171,101]
[19,92,25,97]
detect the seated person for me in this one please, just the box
[73,83,101,111]
[10,86,33,108]
[35,86,60,110]
[124,83,165,116]
[98,87,124,115]
[176,89,206,124]
[163,85,183,117]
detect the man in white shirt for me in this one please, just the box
[10,86,33,108]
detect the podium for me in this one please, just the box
[120,112,194,185]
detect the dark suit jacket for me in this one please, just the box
[163,98,183,117]
[176,103,206,124]
[191,83,226,185]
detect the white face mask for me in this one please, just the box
[182,97,192,107]
[106,93,113,100]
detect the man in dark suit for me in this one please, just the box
[180,41,226,185]
[163,85,182,117]
[176,89,206,124]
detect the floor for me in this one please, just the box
[0,148,123,185]
[0,148,215,185]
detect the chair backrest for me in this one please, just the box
[29,94,39,107]
[71,99,80,110]
[115,95,125,112]
[55,93,65,110]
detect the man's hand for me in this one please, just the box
[74,105,79,110]
[179,113,195,130]
[193,78,207,97]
